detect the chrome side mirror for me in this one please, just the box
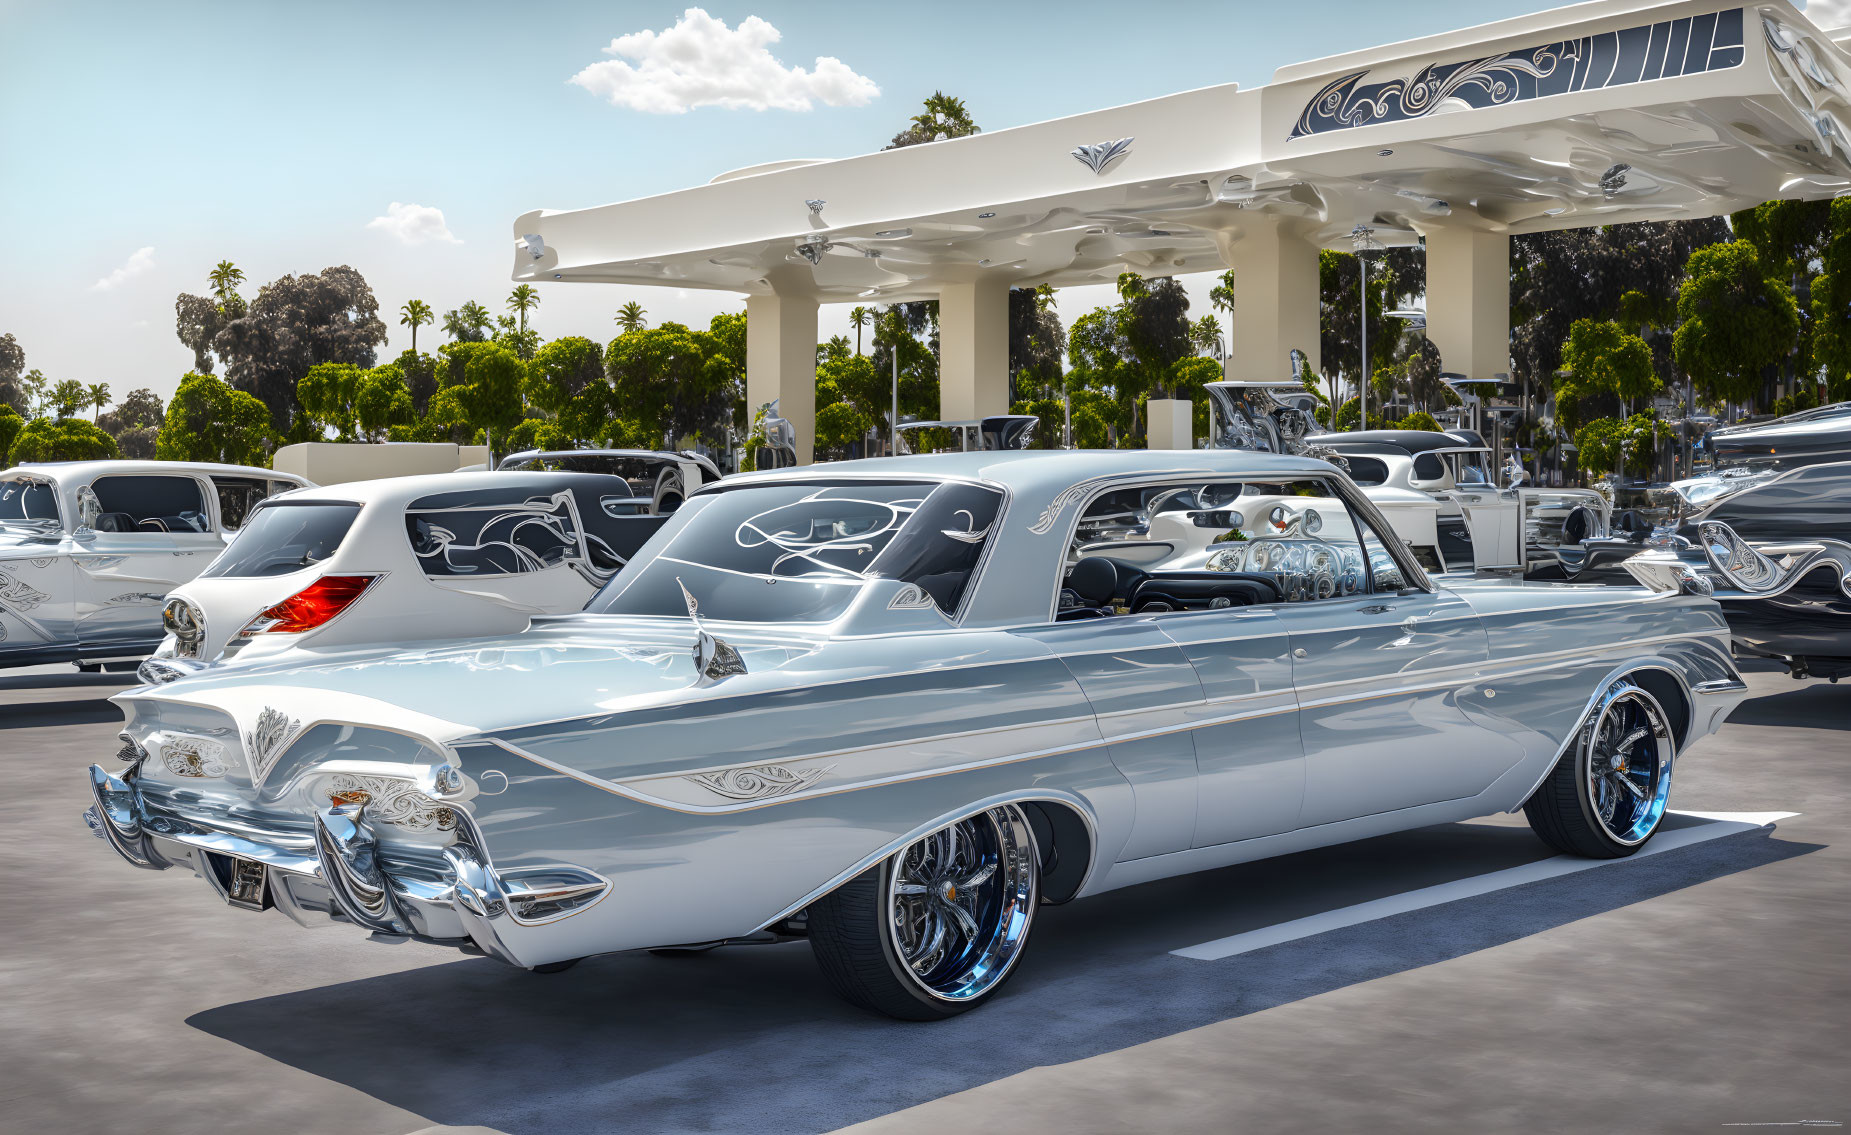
[1301,508,1322,535]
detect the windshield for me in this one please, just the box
[589,479,1003,622]
[0,478,60,526]
[201,501,362,578]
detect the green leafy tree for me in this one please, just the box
[50,379,87,419]
[1672,240,1800,410]
[615,301,648,333]
[399,299,434,355]
[354,366,414,440]
[442,301,494,343]
[210,265,387,428]
[1318,249,1404,415]
[208,261,245,305]
[157,373,274,465]
[606,322,728,446]
[297,361,366,439]
[395,349,439,416]
[0,404,23,464]
[9,417,118,463]
[445,344,528,448]
[814,401,873,458]
[86,383,110,422]
[1810,195,1851,401]
[885,91,980,149]
[0,332,26,414]
[96,388,165,460]
[1008,285,1064,404]
[505,285,541,359]
[1209,270,1236,325]
[1400,410,1442,431]
[1170,355,1223,442]
[1558,318,1659,428]
[1574,413,1675,477]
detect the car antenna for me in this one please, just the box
[677,576,747,685]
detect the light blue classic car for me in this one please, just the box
[86,450,1749,1019]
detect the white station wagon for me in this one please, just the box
[0,460,310,670]
[142,470,672,681]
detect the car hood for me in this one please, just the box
[117,613,822,742]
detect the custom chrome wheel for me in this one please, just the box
[885,806,1037,1003]
[1524,679,1677,858]
[808,804,1040,1019]
[1583,686,1673,845]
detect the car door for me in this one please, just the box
[71,473,211,650]
[1014,617,1206,860]
[1270,480,1524,827]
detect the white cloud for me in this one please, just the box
[366,202,461,245]
[1805,0,1851,29]
[91,246,155,291]
[570,7,879,114]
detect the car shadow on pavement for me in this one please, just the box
[1725,681,1849,730]
[188,823,1818,1135]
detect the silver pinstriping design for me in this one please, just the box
[687,764,834,801]
[0,570,50,612]
[410,490,622,583]
[159,737,231,779]
[245,708,301,787]
[1291,9,1746,139]
[324,773,458,832]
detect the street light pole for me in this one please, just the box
[1349,224,1381,432]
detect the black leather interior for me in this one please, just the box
[93,512,137,533]
[1131,572,1282,613]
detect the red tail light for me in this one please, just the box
[239,574,381,636]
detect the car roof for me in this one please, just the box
[2,460,306,483]
[709,448,1341,496]
[1306,430,1485,455]
[268,469,634,506]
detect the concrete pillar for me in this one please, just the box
[1147,398,1193,450]
[1215,219,1321,382]
[938,277,1010,420]
[1424,227,1511,382]
[746,289,818,465]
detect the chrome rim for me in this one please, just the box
[1583,683,1674,845]
[885,805,1037,1003]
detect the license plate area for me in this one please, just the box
[201,850,272,912]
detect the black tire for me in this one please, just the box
[1523,680,1676,859]
[808,805,1039,1020]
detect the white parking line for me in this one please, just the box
[1170,811,1801,962]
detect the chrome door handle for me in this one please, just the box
[1292,648,1308,659]
[1358,604,1392,614]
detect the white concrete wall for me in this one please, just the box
[272,443,491,486]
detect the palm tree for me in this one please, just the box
[507,284,540,336]
[849,306,871,355]
[399,299,434,355]
[442,301,495,342]
[87,382,111,423]
[616,301,648,333]
[208,261,245,304]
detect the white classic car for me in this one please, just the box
[495,448,720,514]
[143,470,671,682]
[87,450,1748,1020]
[0,460,310,670]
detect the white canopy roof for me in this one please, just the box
[512,0,1851,303]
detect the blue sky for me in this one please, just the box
[5,0,1834,403]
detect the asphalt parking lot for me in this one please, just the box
[2,663,1845,1134]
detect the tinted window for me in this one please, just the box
[1411,453,1445,481]
[202,502,361,578]
[592,479,1002,621]
[406,486,590,578]
[213,476,283,530]
[1339,456,1389,487]
[0,479,58,524]
[90,475,208,533]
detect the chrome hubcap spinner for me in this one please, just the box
[886,805,1037,1002]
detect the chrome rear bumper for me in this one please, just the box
[83,763,607,967]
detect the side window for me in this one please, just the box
[405,487,586,578]
[1352,515,1410,594]
[1200,476,1369,602]
[89,476,208,534]
[1411,452,1445,482]
[1339,455,1389,487]
[212,476,275,530]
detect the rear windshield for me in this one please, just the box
[0,479,59,525]
[589,479,1003,622]
[201,502,362,578]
